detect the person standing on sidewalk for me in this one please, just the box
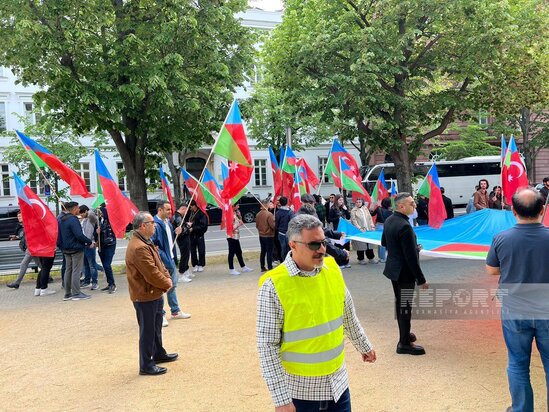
[126,212,178,376]
[227,203,253,276]
[255,200,276,272]
[79,205,100,290]
[172,203,193,283]
[7,211,42,289]
[57,202,93,301]
[151,201,191,326]
[97,205,117,294]
[486,187,549,412]
[188,200,208,274]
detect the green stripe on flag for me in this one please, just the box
[213,126,250,166]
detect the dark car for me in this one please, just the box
[0,206,20,241]
[203,194,262,225]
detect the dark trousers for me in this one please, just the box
[190,235,206,267]
[227,238,245,270]
[273,230,282,262]
[98,244,116,286]
[259,236,274,270]
[36,256,55,290]
[177,235,191,274]
[357,248,375,261]
[392,280,416,345]
[133,298,167,371]
[292,388,351,411]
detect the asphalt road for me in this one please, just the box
[0,224,261,267]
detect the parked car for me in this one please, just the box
[203,194,262,226]
[0,206,21,241]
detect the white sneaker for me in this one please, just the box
[179,275,192,283]
[162,315,169,327]
[196,265,204,272]
[182,270,195,279]
[369,259,379,264]
[229,269,240,276]
[241,266,253,273]
[379,259,386,263]
[172,311,191,319]
[359,260,368,265]
[34,288,41,296]
[344,264,352,268]
[192,266,199,272]
[40,289,56,296]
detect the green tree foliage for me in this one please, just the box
[432,125,500,161]
[0,0,254,208]
[254,0,546,192]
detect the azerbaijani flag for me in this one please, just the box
[13,173,58,257]
[297,158,319,191]
[159,166,175,217]
[16,130,92,198]
[501,135,507,166]
[340,157,368,195]
[181,167,208,214]
[418,163,447,229]
[212,100,253,199]
[269,146,282,199]
[390,181,397,210]
[324,138,360,188]
[94,150,139,238]
[501,135,528,201]
[280,145,296,198]
[202,168,222,207]
[371,168,389,207]
[221,162,247,205]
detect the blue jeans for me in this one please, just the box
[502,318,549,412]
[278,232,289,260]
[98,244,116,286]
[292,388,351,412]
[376,223,386,260]
[83,247,99,284]
[165,266,180,315]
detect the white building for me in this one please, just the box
[0,7,359,209]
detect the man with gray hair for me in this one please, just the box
[486,187,549,412]
[257,214,376,411]
[126,212,177,376]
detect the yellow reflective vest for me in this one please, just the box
[259,256,346,376]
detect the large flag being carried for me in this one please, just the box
[502,135,528,201]
[371,168,389,207]
[297,158,319,193]
[212,100,252,199]
[181,167,208,214]
[95,150,138,238]
[221,162,247,205]
[159,166,175,217]
[268,146,282,200]
[202,168,222,206]
[417,164,447,229]
[13,173,58,257]
[324,138,360,188]
[16,130,92,198]
[340,157,372,206]
[281,145,297,199]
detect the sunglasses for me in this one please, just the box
[294,239,328,251]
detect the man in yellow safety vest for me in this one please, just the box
[257,214,376,411]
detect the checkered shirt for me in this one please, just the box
[256,253,373,407]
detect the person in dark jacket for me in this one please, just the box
[416,195,429,225]
[381,193,429,356]
[313,194,326,226]
[188,200,208,273]
[328,195,350,231]
[440,187,454,219]
[375,197,393,263]
[57,201,92,301]
[97,205,117,294]
[275,196,294,260]
[172,202,192,282]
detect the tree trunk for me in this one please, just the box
[518,107,535,182]
[391,143,415,194]
[165,152,182,204]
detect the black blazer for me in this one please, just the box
[381,212,426,285]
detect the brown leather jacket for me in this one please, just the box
[126,231,172,302]
[255,209,275,237]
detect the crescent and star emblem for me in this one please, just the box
[29,199,46,219]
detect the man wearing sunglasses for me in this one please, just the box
[257,214,376,412]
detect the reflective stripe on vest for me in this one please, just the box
[259,256,346,377]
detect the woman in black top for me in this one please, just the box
[328,195,350,230]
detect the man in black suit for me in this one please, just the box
[441,187,454,219]
[381,193,429,355]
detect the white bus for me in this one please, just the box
[362,156,501,206]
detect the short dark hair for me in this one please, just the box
[512,188,544,218]
[177,202,188,209]
[440,187,445,194]
[296,204,316,216]
[394,192,411,206]
[301,193,315,204]
[79,205,89,213]
[279,196,288,206]
[543,177,549,184]
[478,179,489,189]
[64,201,79,210]
[381,197,392,208]
[157,200,170,210]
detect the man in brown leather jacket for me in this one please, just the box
[255,200,276,272]
[126,212,178,376]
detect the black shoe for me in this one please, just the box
[48,276,54,283]
[108,285,117,294]
[154,353,179,363]
[100,286,110,292]
[410,332,417,343]
[7,282,19,289]
[261,267,267,273]
[396,343,426,355]
[139,365,167,376]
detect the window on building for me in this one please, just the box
[1,164,10,196]
[77,162,91,192]
[29,174,46,195]
[24,102,36,125]
[117,162,127,192]
[318,157,330,183]
[478,109,489,126]
[254,159,267,186]
[0,102,6,132]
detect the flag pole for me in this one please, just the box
[316,138,335,196]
